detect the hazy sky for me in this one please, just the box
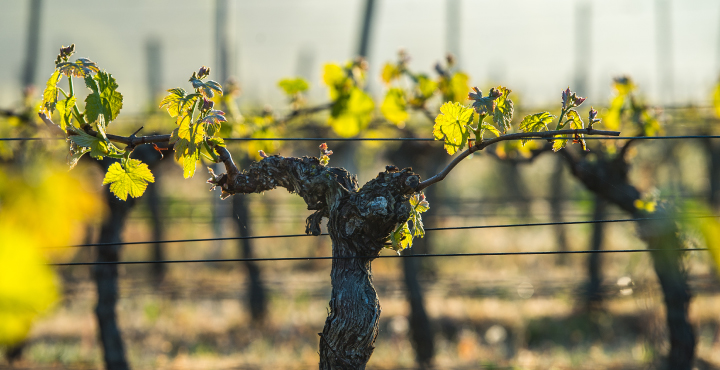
[1,0,719,114]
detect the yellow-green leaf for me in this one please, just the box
[55,95,76,131]
[56,58,99,78]
[102,159,155,201]
[278,77,309,95]
[68,128,109,159]
[519,111,555,145]
[416,75,437,100]
[323,63,347,100]
[159,88,200,118]
[173,120,205,178]
[381,63,401,84]
[189,77,223,98]
[433,102,473,155]
[565,109,584,130]
[492,86,514,133]
[381,88,408,125]
[41,70,62,114]
[328,88,374,138]
[480,121,501,139]
[552,135,571,152]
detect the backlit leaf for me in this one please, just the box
[56,58,99,78]
[67,128,109,159]
[519,112,555,145]
[173,119,205,178]
[480,121,501,139]
[84,71,123,123]
[41,70,62,114]
[55,96,76,131]
[433,102,473,155]
[102,159,155,201]
[380,88,408,125]
[190,76,223,98]
[159,88,201,118]
[492,86,514,133]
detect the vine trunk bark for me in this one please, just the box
[213,155,420,368]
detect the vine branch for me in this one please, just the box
[416,128,621,192]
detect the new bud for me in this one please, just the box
[197,65,210,79]
[201,97,214,111]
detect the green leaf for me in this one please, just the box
[199,110,227,137]
[492,86,514,133]
[479,121,501,139]
[468,88,496,116]
[173,120,205,178]
[67,128,109,159]
[433,102,473,155]
[519,112,555,146]
[380,88,408,125]
[381,63,401,84]
[189,76,223,98]
[56,58,99,77]
[41,70,62,114]
[565,109,584,130]
[207,137,225,148]
[388,193,429,253]
[563,109,586,151]
[278,77,309,95]
[159,88,201,118]
[102,159,155,201]
[389,222,412,252]
[552,134,571,152]
[84,71,123,124]
[55,96,76,131]
[328,88,374,138]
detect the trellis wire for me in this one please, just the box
[50,248,709,266]
[48,216,717,249]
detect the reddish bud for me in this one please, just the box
[201,97,214,111]
[197,65,210,79]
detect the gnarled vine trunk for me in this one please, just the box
[211,153,420,368]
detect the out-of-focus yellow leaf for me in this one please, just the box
[328,88,374,138]
[381,63,401,84]
[0,167,103,346]
[713,82,720,118]
[380,88,408,126]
